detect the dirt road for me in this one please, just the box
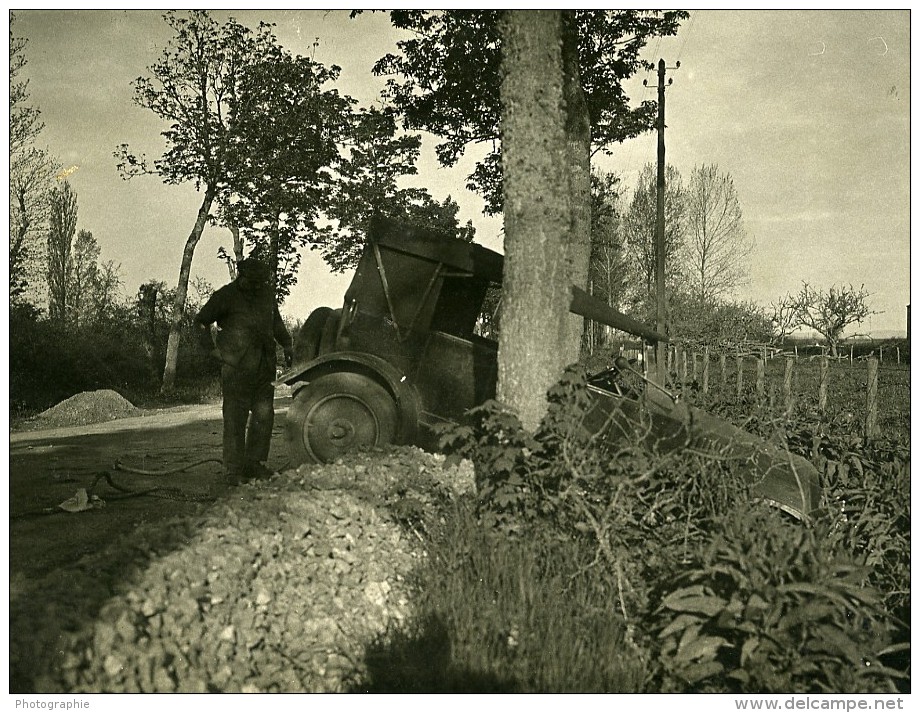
[10,398,294,576]
[9,398,294,691]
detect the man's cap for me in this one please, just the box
[237,258,270,280]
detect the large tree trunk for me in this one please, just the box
[561,11,593,357]
[161,185,216,392]
[497,10,574,431]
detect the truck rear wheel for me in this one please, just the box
[293,307,333,366]
[286,372,398,464]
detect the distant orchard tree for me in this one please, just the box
[671,293,772,347]
[684,164,752,304]
[769,299,798,345]
[783,282,877,357]
[67,229,99,324]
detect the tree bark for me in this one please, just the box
[497,10,574,431]
[161,185,216,392]
[229,224,244,278]
[561,11,593,357]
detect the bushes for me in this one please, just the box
[647,509,900,692]
[408,366,907,693]
[9,305,217,415]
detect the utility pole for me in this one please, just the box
[646,58,679,386]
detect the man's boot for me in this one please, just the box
[246,460,276,482]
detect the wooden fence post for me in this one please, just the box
[680,350,688,391]
[783,357,794,414]
[736,356,744,397]
[818,355,828,413]
[896,347,900,365]
[850,344,854,366]
[692,352,699,384]
[719,354,727,387]
[702,346,710,394]
[865,356,879,439]
[756,357,765,396]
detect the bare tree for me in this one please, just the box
[784,282,877,357]
[67,229,99,325]
[770,299,797,345]
[46,180,78,322]
[684,164,752,304]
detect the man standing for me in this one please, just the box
[195,258,293,485]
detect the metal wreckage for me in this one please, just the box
[276,217,821,520]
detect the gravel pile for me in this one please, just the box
[32,448,475,693]
[36,389,142,428]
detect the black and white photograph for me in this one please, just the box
[8,9,910,702]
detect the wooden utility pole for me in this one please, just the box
[648,58,678,385]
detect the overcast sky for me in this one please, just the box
[12,10,911,334]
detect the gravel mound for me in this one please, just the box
[36,390,142,428]
[27,448,475,693]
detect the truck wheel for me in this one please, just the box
[293,307,333,366]
[286,372,398,464]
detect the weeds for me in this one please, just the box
[387,365,908,693]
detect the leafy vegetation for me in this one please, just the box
[368,366,909,693]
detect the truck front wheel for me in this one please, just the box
[286,372,398,464]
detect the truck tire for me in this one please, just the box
[293,307,333,366]
[286,371,398,464]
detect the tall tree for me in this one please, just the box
[65,229,123,326]
[373,10,687,214]
[115,11,290,391]
[684,164,752,304]
[371,10,686,355]
[498,10,574,429]
[10,149,57,304]
[782,283,876,357]
[220,48,352,302]
[9,15,57,305]
[620,162,685,316]
[322,106,474,272]
[9,15,43,157]
[585,169,628,351]
[46,181,78,322]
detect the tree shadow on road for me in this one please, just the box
[8,419,234,692]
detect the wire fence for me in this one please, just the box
[658,344,910,441]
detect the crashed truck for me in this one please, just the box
[276,217,821,520]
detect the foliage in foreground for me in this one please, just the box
[373,368,908,693]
